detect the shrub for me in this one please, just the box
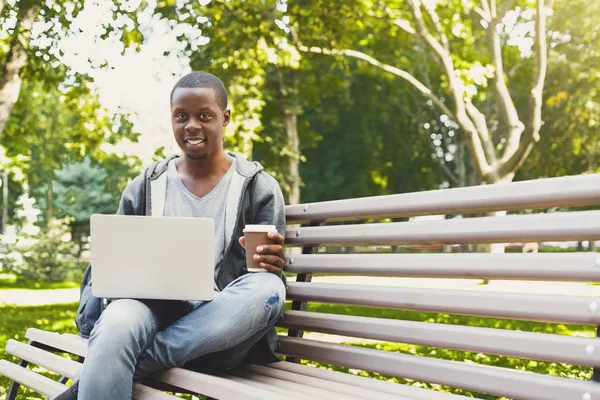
[1,218,86,282]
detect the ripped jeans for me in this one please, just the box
[77,272,285,400]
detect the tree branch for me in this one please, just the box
[473,6,491,22]
[485,0,523,163]
[407,0,495,180]
[421,1,449,51]
[0,6,38,138]
[407,0,464,118]
[498,0,548,177]
[465,100,498,165]
[490,0,497,18]
[298,44,457,122]
[481,0,491,16]
[393,18,416,35]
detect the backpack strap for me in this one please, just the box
[150,171,168,217]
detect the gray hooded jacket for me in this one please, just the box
[78,152,286,364]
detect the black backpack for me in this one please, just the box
[75,264,103,338]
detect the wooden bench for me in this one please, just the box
[3,173,600,399]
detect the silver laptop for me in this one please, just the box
[90,214,215,301]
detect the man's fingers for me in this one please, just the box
[267,231,285,245]
[239,236,246,248]
[256,244,283,256]
[253,254,284,268]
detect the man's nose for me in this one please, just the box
[185,118,201,132]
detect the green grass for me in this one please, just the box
[1,301,596,400]
[0,303,79,400]
[0,275,79,290]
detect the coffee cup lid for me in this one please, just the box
[243,224,278,233]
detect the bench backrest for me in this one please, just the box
[278,174,600,400]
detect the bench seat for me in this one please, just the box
[1,328,464,399]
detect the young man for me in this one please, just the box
[53,72,287,399]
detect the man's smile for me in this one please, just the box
[184,137,206,146]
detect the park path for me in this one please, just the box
[3,277,600,306]
[0,288,80,306]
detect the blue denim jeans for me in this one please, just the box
[77,272,285,400]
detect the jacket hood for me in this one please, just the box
[148,152,263,180]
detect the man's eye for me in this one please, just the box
[200,113,211,120]
[176,114,187,121]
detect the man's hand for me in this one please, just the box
[239,232,285,275]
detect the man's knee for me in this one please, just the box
[249,273,285,319]
[91,299,155,341]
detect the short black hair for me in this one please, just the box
[170,71,228,110]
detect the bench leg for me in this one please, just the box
[5,358,28,400]
[594,327,600,382]
[286,222,320,363]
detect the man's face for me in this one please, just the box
[171,87,230,161]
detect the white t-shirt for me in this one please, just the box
[164,157,236,287]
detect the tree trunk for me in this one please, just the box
[1,170,8,234]
[46,184,53,222]
[274,66,302,205]
[0,6,38,138]
[284,112,301,205]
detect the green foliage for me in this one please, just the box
[1,218,86,282]
[150,0,447,201]
[52,157,119,221]
[518,0,600,179]
[0,0,144,229]
[1,79,141,227]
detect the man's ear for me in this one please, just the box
[223,109,231,126]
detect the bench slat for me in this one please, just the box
[242,364,417,400]
[278,337,600,400]
[226,370,368,400]
[285,210,600,246]
[286,282,600,324]
[0,359,67,397]
[285,253,600,281]
[131,383,183,399]
[5,339,81,378]
[285,174,600,223]
[279,311,600,366]
[152,367,296,400]
[265,362,468,400]
[220,372,322,399]
[25,328,87,357]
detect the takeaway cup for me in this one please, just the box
[243,225,278,272]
